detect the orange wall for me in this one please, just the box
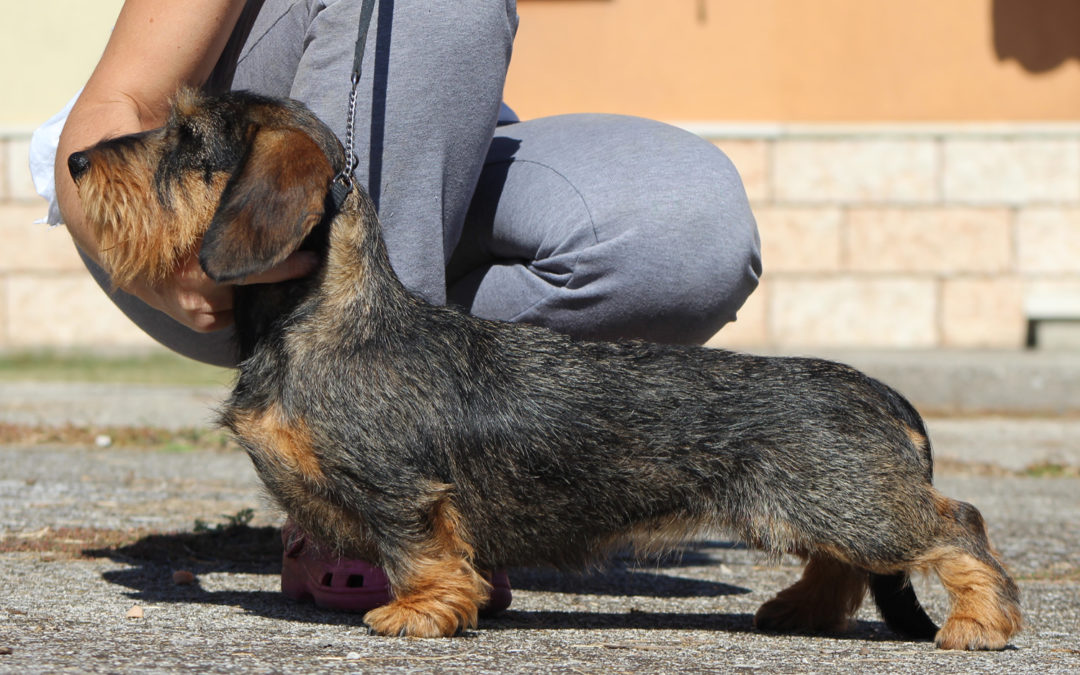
[503,0,1080,122]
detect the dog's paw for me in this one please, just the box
[364,599,475,638]
[934,616,1013,651]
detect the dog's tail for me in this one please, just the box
[869,572,939,640]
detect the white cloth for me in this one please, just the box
[29,91,81,226]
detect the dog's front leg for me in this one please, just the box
[364,492,491,637]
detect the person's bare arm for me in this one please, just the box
[56,0,317,332]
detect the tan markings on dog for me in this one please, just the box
[932,491,961,520]
[914,546,1023,650]
[364,490,490,637]
[315,195,374,320]
[616,514,709,560]
[323,218,368,302]
[79,150,226,288]
[171,87,203,119]
[739,509,809,559]
[903,423,929,453]
[231,403,324,482]
[281,492,377,560]
[755,555,869,633]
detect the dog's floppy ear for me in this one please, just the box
[199,126,336,283]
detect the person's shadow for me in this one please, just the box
[83,526,912,641]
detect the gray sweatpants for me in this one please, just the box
[88,0,761,365]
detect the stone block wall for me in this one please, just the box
[702,124,1080,350]
[2,124,1079,352]
[0,132,156,350]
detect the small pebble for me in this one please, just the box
[94,434,113,448]
[345,652,361,660]
[126,605,144,619]
[172,570,196,585]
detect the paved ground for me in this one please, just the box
[1,350,1078,673]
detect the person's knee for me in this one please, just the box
[679,208,762,344]
[685,159,763,328]
[603,148,762,344]
[616,209,761,344]
[460,114,762,345]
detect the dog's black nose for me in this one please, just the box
[68,152,91,182]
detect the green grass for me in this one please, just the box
[193,508,256,534]
[0,423,235,451]
[1022,462,1079,478]
[0,349,232,386]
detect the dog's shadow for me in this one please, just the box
[83,526,906,641]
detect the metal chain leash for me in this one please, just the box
[331,0,378,207]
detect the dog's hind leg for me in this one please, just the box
[363,490,491,638]
[918,496,1022,650]
[754,554,869,634]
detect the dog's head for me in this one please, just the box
[69,88,346,287]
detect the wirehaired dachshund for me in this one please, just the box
[68,89,1021,647]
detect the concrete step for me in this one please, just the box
[779,349,1080,417]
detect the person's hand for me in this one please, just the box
[125,249,320,332]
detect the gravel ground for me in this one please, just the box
[1,439,1078,674]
